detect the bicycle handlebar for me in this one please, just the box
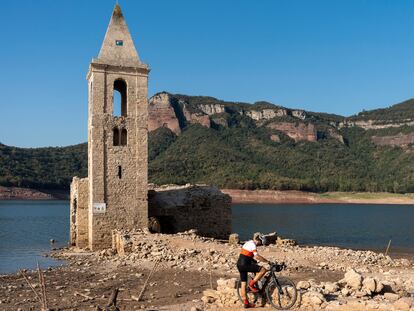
[269,262,286,272]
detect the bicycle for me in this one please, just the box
[236,262,297,310]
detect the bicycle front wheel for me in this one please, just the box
[266,277,297,310]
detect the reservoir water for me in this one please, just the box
[233,203,414,253]
[0,201,413,274]
[0,200,69,274]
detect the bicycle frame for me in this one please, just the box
[252,264,283,295]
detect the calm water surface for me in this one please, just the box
[0,200,69,274]
[1,201,413,273]
[233,203,414,253]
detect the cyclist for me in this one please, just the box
[237,234,270,308]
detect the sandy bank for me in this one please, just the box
[222,189,414,205]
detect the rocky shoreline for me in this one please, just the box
[0,186,69,200]
[1,230,413,310]
[2,185,414,205]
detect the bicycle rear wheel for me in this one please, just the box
[266,276,297,310]
[236,274,259,305]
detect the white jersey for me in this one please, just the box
[240,240,258,258]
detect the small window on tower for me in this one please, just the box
[118,166,122,179]
[115,40,123,46]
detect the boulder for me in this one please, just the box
[341,288,350,297]
[302,291,325,306]
[343,269,363,290]
[384,292,399,302]
[216,278,237,290]
[375,280,384,294]
[276,237,297,246]
[393,297,414,311]
[324,282,339,294]
[263,232,278,244]
[228,233,239,245]
[362,277,376,295]
[297,280,311,290]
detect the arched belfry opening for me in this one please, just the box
[113,79,127,116]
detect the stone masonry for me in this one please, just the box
[148,184,232,239]
[70,177,89,248]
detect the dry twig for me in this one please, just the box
[20,270,42,303]
[137,258,160,301]
[74,291,94,300]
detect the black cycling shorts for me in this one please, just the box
[237,262,262,282]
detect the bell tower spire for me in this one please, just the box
[95,3,142,67]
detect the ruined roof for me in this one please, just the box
[95,4,142,67]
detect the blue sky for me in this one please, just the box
[2,0,414,147]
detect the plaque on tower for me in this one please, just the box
[93,203,107,214]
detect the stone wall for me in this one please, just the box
[70,177,89,248]
[148,184,232,239]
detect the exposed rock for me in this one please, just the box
[343,269,363,290]
[393,297,414,311]
[328,128,345,144]
[384,292,400,301]
[183,104,211,128]
[324,282,339,294]
[340,119,414,130]
[198,104,226,115]
[211,115,228,127]
[270,134,280,142]
[375,280,384,294]
[243,108,287,121]
[266,121,317,142]
[371,132,414,148]
[202,279,238,307]
[148,92,181,135]
[0,186,55,200]
[292,110,306,120]
[228,233,240,245]
[362,277,377,295]
[302,291,325,306]
[276,236,297,246]
[297,280,311,290]
[263,232,278,244]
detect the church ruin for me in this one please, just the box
[70,4,231,250]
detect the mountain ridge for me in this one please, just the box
[2,93,414,193]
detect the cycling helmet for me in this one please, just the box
[256,234,267,245]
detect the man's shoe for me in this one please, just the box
[248,280,259,293]
[244,302,255,308]
[243,299,255,308]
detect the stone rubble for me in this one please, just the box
[52,229,414,310]
[201,268,414,311]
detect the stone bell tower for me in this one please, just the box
[86,4,149,250]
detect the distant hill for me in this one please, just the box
[2,94,414,193]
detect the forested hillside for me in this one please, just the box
[2,95,414,193]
